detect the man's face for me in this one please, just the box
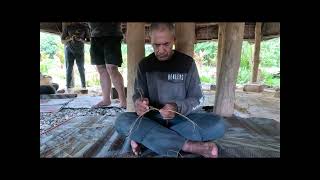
[151,29,175,61]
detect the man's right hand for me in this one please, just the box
[134,98,149,116]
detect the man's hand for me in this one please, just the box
[159,103,177,120]
[134,98,149,116]
[73,35,82,41]
[61,35,74,44]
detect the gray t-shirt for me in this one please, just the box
[133,50,204,116]
[88,22,123,38]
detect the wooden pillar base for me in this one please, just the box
[243,83,264,93]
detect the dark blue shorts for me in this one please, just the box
[90,36,123,66]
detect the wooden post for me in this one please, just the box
[251,22,262,83]
[216,23,226,87]
[214,23,245,117]
[175,23,195,57]
[126,23,145,112]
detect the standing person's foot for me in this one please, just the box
[182,141,218,158]
[92,99,111,108]
[120,101,127,109]
[115,99,127,109]
[80,87,88,94]
[66,88,73,94]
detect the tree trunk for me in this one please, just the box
[126,23,145,112]
[214,23,245,117]
[251,22,262,83]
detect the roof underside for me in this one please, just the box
[40,22,280,43]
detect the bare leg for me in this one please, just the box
[94,65,111,107]
[106,64,127,108]
[182,140,218,158]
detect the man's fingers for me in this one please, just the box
[135,98,150,116]
[136,107,149,116]
[142,98,149,104]
[131,140,141,156]
[160,109,175,119]
[141,100,149,109]
[160,109,170,119]
[138,106,148,113]
[137,111,142,116]
[141,104,149,110]
[137,100,148,108]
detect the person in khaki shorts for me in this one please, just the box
[88,22,126,108]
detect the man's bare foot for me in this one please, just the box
[92,100,111,108]
[182,141,218,158]
[130,140,141,156]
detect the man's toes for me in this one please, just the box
[131,140,141,155]
[210,143,218,157]
[131,140,138,148]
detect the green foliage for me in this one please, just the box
[40,63,48,74]
[260,38,280,67]
[200,76,215,84]
[56,42,65,65]
[195,38,280,87]
[119,43,128,74]
[84,44,91,64]
[236,41,253,84]
[87,75,101,87]
[121,43,128,58]
[240,41,253,70]
[194,41,218,66]
[40,32,61,58]
[260,69,280,87]
[237,68,251,84]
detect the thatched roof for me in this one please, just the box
[40,22,279,43]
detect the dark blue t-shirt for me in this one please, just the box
[88,22,123,38]
[61,23,90,52]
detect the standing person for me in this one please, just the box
[61,22,90,91]
[88,22,126,108]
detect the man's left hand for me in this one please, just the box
[159,103,177,120]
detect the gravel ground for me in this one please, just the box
[40,107,124,134]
